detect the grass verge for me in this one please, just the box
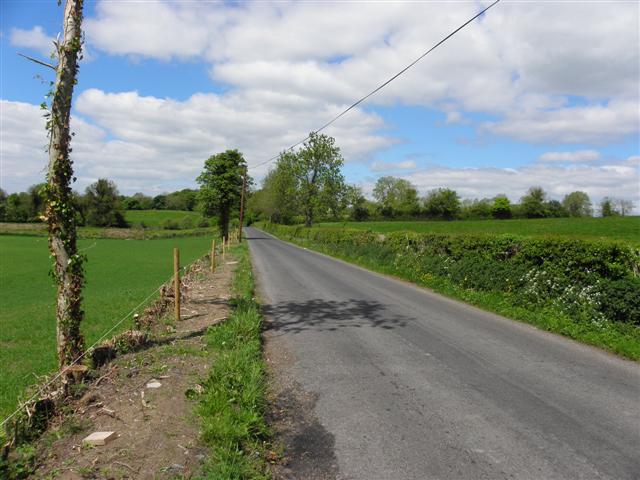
[262,228,640,361]
[197,242,270,479]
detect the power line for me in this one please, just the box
[250,0,501,171]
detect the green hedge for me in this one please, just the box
[261,224,640,327]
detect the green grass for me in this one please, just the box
[0,234,216,421]
[319,216,640,244]
[124,209,207,228]
[197,243,270,479]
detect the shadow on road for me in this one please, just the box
[264,298,410,334]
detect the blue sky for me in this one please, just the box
[1,0,638,210]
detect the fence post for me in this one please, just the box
[174,247,180,322]
[211,239,216,273]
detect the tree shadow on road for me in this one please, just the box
[263,298,410,334]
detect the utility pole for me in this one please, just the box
[238,167,247,241]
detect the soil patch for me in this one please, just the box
[30,258,237,479]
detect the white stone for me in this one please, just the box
[83,431,117,446]
[146,379,162,389]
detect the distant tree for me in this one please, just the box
[520,186,548,218]
[562,191,592,217]
[152,194,167,210]
[4,193,30,222]
[600,197,616,217]
[461,198,492,219]
[423,188,460,220]
[85,179,127,227]
[0,188,6,221]
[277,132,345,226]
[491,196,512,219]
[545,199,568,218]
[197,149,247,240]
[27,183,47,220]
[615,198,634,216]
[166,189,198,211]
[123,192,153,210]
[258,163,299,224]
[343,185,369,221]
[372,176,420,217]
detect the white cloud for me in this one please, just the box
[79,0,639,146]
[371,160,417,172]
[388,163,639,212]
[10,26,55,58]
[538,150,601,164]
[1,91,393,194]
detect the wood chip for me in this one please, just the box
[146,379,162,389]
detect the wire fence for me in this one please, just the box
[0,243,220,431]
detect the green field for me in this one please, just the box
[125,209,207,228]
[0,234,216,421]
[319,216,640,244]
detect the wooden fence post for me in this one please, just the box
[174,247,180,322]
[211,239,216,273]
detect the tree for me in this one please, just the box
[152,194,167,210]
[600,197,615,217]
[562,191,592,217]
[491,196,512,219]
[520,186,548,218]
[423,188,460,220]
[615,198,634,216]
[41,0,86,375]
[0,188,6,221]
[277,132,345,226]
[197,149,247,240]
[343,185,369,221]
[372,176,420,218]
[254,164,299,224]
[84,179,126,227]
[545,199,568,218]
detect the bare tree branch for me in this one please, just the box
[17,53,57,70]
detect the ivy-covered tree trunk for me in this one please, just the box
[44,0,85,375]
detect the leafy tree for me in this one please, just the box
[27,183,47,220]
[250,165,298,224]
[491,196,512,219]
[520,186,548,218]
[461,198,492,219]
[372,176,420,217]
[85,179,127,227]
[123,192,153,210]
[545,199,568,218]
[600,197,616,217]
[0,188,6,221]
[197,149,247,239]
[152,194,167,210]
[423,188,460,220]
[343,185,369,221]
[277,132,345,226]
[166,189,198,211]
[562,191,592,217]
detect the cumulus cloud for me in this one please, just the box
[390,162,640,213]
[1,92,393,194]
[538,150,601,164]
[10,26,55,58]
[80,0,639,146]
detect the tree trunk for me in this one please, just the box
[45,0,85,378]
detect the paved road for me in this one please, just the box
[246,227,640,480]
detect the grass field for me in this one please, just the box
[319,216,640,244]
[0,234,216,421]
[125,209,207,228]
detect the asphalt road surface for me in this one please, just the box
[246,227,640,480]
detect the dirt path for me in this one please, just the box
[32,258,236,480]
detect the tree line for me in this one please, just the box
[245,135,635,224]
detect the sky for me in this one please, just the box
[1,0,639,212]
